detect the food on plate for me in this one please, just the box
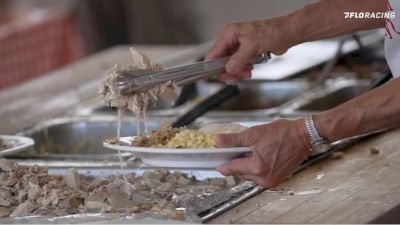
[99,47,177,113]
[0,159,237,219]
[160,129,216,148]
[131,123,247,148]
[131,123,184,147]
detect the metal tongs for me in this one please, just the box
[113,53,271,95]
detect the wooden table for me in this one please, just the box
[209,128,400,224]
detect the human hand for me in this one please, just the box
[215,119,311,187]
[206,18,296,83]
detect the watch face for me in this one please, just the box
[312,142,331,155]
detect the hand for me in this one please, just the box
[216,119,311,187]
[206,18,296,83]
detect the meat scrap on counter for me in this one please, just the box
[0,159,237,219]
[0,137,10,151]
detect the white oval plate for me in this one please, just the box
[0,135,35,157]
[103,136,251,168]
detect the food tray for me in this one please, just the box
[0,135,363,224]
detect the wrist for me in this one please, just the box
[257,16,299,53]
[313,113,335,143]
[293,119,312,153]
[284,12,306,47]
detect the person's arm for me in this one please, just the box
[315,77,400,143]
[287,0,386,46]
[206,0,386,81]
[217,78,400,187]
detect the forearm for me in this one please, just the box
[314,78,400,142]
[282,0,386,46]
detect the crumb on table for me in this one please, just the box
[369,147,380,155]
[330,151,344,159]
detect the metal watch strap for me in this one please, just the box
[304,115,331,155]
[304,114,324,144]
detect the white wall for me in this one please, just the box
[190,0,318,41]
[7,0,320,44]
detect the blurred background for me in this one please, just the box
[0,0,316,90]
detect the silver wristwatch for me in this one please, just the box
[304,115,331,155]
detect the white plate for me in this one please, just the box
[0,135,35,157]
[103,136,251,168]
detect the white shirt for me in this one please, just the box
[385,0,400,77]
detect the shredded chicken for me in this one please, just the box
[0,159,237,219]
[99,48,177,113]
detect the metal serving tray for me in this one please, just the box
[280,78,372,114]
[2,136,360,224]
[195,79,313,116]
[16,116,173,161]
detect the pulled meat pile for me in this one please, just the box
[99,48,177,113]
[0,159,237,219]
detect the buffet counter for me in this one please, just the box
[0,44,399,223]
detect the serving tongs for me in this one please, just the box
[113,53,271,95]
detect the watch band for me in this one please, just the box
[304,115,331,155]
[304,114,324,144]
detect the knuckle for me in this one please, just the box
[236,129,254,145]
[230,133,240,145]
[251,165,265,176]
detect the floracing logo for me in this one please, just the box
[344,12,396,19]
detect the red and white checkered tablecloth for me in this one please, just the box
[0,9,85,90]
